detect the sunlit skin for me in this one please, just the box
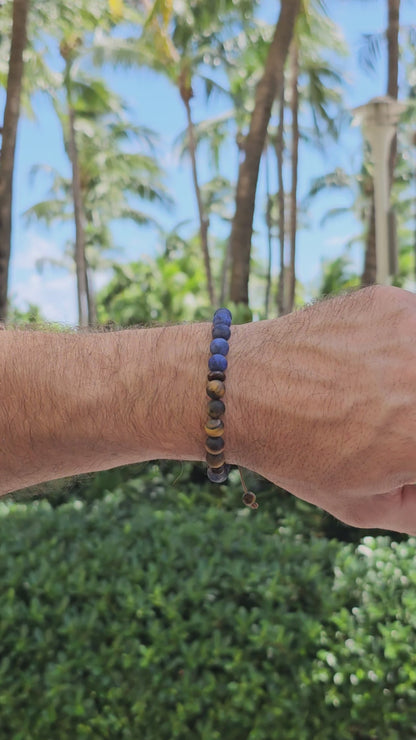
[1,285,416,534]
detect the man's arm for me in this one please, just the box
[2,285,416,535]
[0,322,212,494]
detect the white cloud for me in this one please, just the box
[12,233,65,271]
[9,271,78,326]
[9,233,117,326]
[9,232,76,324]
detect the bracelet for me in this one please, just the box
[205,307,258,510]
[205,307,230,484]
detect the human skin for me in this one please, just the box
[1,284,416,534]
[228,284,416,534]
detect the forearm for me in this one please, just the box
[0,322,218,495]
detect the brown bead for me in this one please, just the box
[242,491,258,510]
[205,436,225,454]
[208,399,225,419]
[204,418,224,437]
[206,380,225,400]
[206,452,225,468]
[208,370,226,382]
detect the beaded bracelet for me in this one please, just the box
[205,308,258,510]
[205,307,230,484]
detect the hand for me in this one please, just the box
[229,285,416,534]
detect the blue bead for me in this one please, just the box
[207,464,230,483]
[212,323,231,340]
[208,354,228,372]
[213,308,232,326]
[210,338,229,356]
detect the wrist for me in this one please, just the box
[120,315,294,479]
[224,316,299,484]
[120,322,210,464]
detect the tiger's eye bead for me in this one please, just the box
[204,418,224,437]
[210,338,229,356]
[213,308,232,325]
[207,370,226,382]
[206,380,225,400]
[207,399,225,418]
[212,323,231,340]
[208,354,227,372]
[206,452,225,468]
[205,436,225,454]
[207,464,229,483]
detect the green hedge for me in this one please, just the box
[318,536,416,737]
[0,486,415,739]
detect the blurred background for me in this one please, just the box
[1,1,416,738]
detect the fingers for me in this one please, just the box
[334,486,416,535]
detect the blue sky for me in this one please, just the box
[5,0,416,325]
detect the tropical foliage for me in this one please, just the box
[2,0,414,326]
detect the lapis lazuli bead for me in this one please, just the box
[212,323,231,340]
[210,338,229,356]
[213,308,232,326]
[208,354,228,372]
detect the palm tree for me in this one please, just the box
[0,0,117,324]
[177,63,215,305]
[94,0,260,306]
[59,37,92,326]
[173,18,277,308]
[268,8,348,314]
[0,0,30,322]
[229,0,300,307]
[266,3,347,315]
[56,12,123,326]
[287,38,299,316]
[275,83,286,317]
[25,79,170,325]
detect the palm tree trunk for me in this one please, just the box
[86,267,97,326]
[229,0,300,306]
[276,83,285,317]
[0,0,29,322]
[387,0,400,187]
[264,143,272,319]
[179,75,215,306]
[287,41,299,314]
[220,132,245,306]
[387,0,400,277]
[67,101,89,328]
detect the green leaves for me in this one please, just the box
[96,243,209,325]
[2,467,416,738]
[0,490,334,738]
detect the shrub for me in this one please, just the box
[315,536,416,739]
[0,490,338,740]
[1,487,415,739]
